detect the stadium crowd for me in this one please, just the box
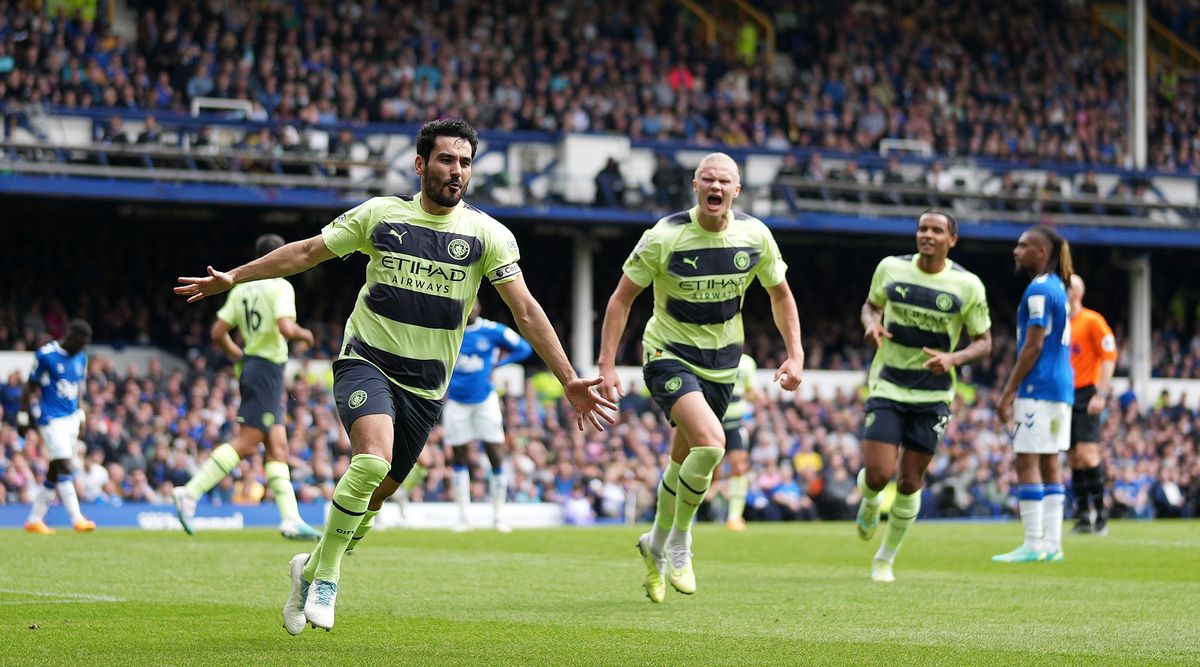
[0,0,1198,173]
[1,331,1199,523]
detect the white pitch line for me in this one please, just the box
[0,589,125,604]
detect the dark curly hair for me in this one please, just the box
[416,119,479,161]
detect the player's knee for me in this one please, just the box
[689,429,725,450]
[865,469,891,491]
[896,475,923,495]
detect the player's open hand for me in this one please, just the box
[997,391,1015,427]
[774,357,804,392]
[174,266,234,303]
[921,347,956,375]
[864,322,892,348]
[565,376,619,432]
[597,364,624,403]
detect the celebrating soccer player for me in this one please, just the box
[176,119,616,633]
[855,209,992,582]
[21,319,96,535]
[171,234,321,540]
[1067,274,1118,535]
[994,227,1075,564]
[597,152,804,603]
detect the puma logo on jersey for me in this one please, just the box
[895,285,910,299]
[682,257,699,269]
[389,229,408,243]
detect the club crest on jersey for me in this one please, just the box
[664,376,683,393]
[349,390,368,409]
[448,239,471,261]
[936,293,954,311]
[733,251,750,271]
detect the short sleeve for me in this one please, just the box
[1093,314,1118,361]
[622,226,662,288]
[30,352,48,386]
[1025,284,1050,328]
[963,278,992,336]
[273,280,297,321]
[215,292,238,327]
[867,259,889,307]
[483,223,523,285]
[321,199,377,257]
[755,225,787,287]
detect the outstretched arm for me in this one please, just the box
[175,235,336,303]
[596,275,645,401]
[494,275,617,432]
[765,280,804,391]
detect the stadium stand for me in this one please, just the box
[2,0,1200,524]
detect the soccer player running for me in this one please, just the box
[172,234,321,540]
[723,353,758,531]
[856,210,992,582]
[598,152,804,603]
[445,301,532,532]
[1067,274,1117,535]
[176,119,615,633]
[994,226,1075,563]
[21,319,96,534]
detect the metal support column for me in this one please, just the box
[571,231,595,372]
[1127,253,1152,404]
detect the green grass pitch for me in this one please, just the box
[3,521,1199,665]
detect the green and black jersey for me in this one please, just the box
[866,254,991,405]
[623,207,787,384]
[321,193,522,400]
[216,279,297,365]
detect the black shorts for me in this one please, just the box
[1070,385,1102,447]
[643,359,733,427]
[862,397,950,455]
[724,423,750,452]
[333,359,445,482]
[237,356,285,432]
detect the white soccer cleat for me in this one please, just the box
[172,487,197,536]
[280,521,322,541]
[304,579,338,631]
[452,521,470,533]
[282,553,311,635]
[493,520,513,533]
[870,558,895,583]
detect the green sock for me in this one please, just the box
[728,474,749,522]
[265,461,301,524]
[655,460,682,533]
[345,508,379,553]
[184,443,240,498]
[858,469,882,505]
[674,447,724,530]
[876,490,921,563]
[303,454,389,583]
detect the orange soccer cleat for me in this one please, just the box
[24,521,56,535]
[73,518,97,533]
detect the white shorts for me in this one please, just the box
[42,411,83,461]
[443,393,504,447]
[1012,398,1071,454]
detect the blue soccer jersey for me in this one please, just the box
[30,341,87,423]
[446,318,532,404]
[1016,274,1074,404]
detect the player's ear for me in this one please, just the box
[415,155,425,177]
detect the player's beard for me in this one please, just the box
[424,172,464,209]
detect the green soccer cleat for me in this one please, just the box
[636,533,667,603]
[666,544,696,595]
[870,558,895,583]
[1042,549,1065,563]
[991,545,1046,563]
[172,487,196,536]
[856,499,880,541]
